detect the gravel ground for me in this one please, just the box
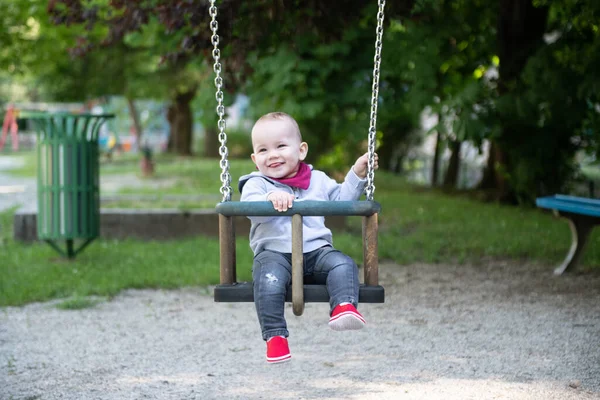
[2,261,599,400]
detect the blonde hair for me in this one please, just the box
[254,112,302,140]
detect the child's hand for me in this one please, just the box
[352,152,379,179]
[267,191,295,212]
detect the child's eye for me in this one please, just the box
[278,144,286,148]
[258,148,266,153]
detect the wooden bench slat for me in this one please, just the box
[553,195,600,207]
[536,196,600,218]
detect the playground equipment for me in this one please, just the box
[209,0,387,315]
[21,111,114,258]
[0,105,20,151]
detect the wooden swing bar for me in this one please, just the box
[216,200,380,216]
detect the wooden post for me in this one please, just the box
[292,214,304,316]
[362,213,379,286]
[219,214,236,284]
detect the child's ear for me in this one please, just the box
[299,142,308,160]
[251,153,256,164]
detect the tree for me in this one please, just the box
[411,0,600,202]
[0,0,106,102]
[1,0,164,143]
[27,0,600,202]
[47,0,414,159]
[476,0,550,202]
[406,0,497,188]
[483,0,600,203]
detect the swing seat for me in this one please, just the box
[208,0,387,316]
[214,282,385,303]
[215,200,384,312]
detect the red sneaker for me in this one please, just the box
[328,303,366,331]
[266,336,291,364]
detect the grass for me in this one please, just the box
[55,295,107,310]
[0,225,254,307]
[0,149,37,177]
[1,151,599,307]
[105,153,252,198]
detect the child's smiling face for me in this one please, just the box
[251,118,308,179]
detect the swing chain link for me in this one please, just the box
[366,0,385,201]
[210,1,232,202]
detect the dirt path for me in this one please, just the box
[1,261,599,400]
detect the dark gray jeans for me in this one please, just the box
[252,246,359,341]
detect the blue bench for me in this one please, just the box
[535,195,600,275]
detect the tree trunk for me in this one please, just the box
[166,104,175,152]
[431,131,441,187]
[378,121,413,173]
[492,142,509,198]
[168,88,197,156]
[392,151,404,174]
[204,127,221,158]
[443,140,461,188]
[378,131,396,172]
[491,0,548,201]
[478,140,496,189]
[126,97,143,151]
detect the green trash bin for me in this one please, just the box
[20,111,115,258]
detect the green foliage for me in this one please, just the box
[4,0,600,200]
[491,0,600,201]
[192,72,236,133]
[1,0,208,107]
[373,0,499,175]
[316,143,360,178]
[243,5,383,159]
[406,0,498,140]
[222,128,253,159]
[582,163,600,181]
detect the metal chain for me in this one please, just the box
[209,0,232,202]
[366,0,386,201]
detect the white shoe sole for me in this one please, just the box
[267,354,291,363]
[328,312,366,331]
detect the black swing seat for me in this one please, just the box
[214,282,385,303]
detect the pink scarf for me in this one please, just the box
[271,162,311,190]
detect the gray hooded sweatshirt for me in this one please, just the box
[239,165,366,255]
